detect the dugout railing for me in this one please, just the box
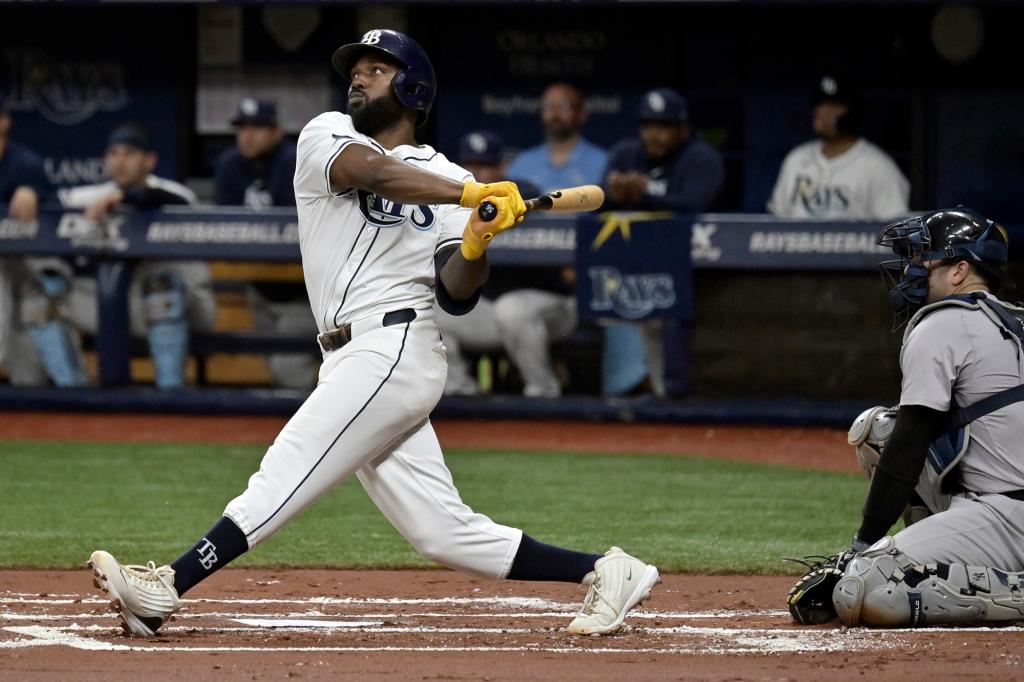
[4,206,1003,425]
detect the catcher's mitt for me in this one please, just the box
[784,553,853,625]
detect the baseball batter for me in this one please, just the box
[89,29,658,638]
[788,208,1024,627]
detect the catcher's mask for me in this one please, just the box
[878,208,1010,330]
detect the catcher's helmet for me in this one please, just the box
[812,75,861,136]
[879,208,1010,329]
[332,29,436,127]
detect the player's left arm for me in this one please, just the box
[436,195,523,310]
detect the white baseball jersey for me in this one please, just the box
[294,112,473,334]
[768,138,909,220]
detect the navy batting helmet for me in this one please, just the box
[332,29,436,127]
[879,208,1010,329]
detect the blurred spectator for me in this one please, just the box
[768,76,909,220]
[214,98,317,390]
[11,124,216,388]
[601,88,725,397]
[0,92,49,221]
[507,83,608,192]
[0,91,52,382]
[214,99,297,208]
[604,88,724,211]
[436,131,574,398]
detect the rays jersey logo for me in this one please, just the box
[357,190,436,230]
[790,174,851,216]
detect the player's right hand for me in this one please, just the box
[460,180,526,217]
[460,195,523,261]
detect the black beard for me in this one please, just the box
[350,90,406,138]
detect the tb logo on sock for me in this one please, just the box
[197,538,218,570]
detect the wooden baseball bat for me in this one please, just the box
[478,184,605,221]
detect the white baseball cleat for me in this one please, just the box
[566,546,660,635]
[88,550,181,636]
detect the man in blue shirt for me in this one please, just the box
[600,88,724,397]
[215,99,297,208]
[604,88,724,212]
[507,83,607,193]
[214,98,315,389]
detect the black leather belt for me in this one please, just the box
[318,308,417,352]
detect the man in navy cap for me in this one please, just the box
[214,98,297,209]
[214,98,313,389]
[11,124,217,389]
[604,88,724,211]
[600,88,724,398]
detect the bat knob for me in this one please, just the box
[478,201,497,222]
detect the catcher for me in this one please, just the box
[788,208,1024,628]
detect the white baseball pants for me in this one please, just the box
[223,311,523,579]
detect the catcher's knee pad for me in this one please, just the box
[143,271,188,389]
[847,406,896,480]
[834,537,1024,627]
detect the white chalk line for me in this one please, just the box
[0,625,898,655]
[0,609,789,622]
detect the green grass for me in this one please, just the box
[0,440,866,573]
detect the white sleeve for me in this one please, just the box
[767,151,796,217]
[899,311,969,411]
[868,154,910,220]
[433,166,474,255]
[58,183,116,208]
[294,113,385,201]
[435,204,471,255]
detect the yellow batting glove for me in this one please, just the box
[460,180,527,218]
[460,195,523,261]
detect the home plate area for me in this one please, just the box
[2,591,892,655]
[2,571,1023,681]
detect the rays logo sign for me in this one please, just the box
[357,190,436,230]
[575,213,692,322]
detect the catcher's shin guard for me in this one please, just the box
[833,537,1024,627]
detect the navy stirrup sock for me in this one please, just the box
[507,534,602,583]
[170,516,249,596]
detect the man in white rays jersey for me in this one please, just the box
[769,76,910,221]
[88,29,659,639]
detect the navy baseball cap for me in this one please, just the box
[107,124,153,152]
[231,98,278,126]
[639,88,688,123]
[813,75,858,107]
[458,131,504,165]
